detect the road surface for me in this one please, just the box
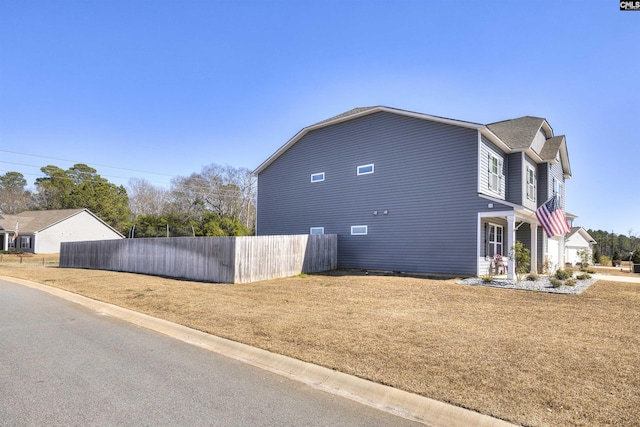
[0,279,421,426]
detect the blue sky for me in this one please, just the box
[1,0,638,235]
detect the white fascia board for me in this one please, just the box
[559,138,572,179]
[377,107,485,130]
[478,193,525,211]
[479,128,511,153]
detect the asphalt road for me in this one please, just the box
[0,280,421,426]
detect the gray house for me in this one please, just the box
[253,106,572,279]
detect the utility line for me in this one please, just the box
[0,168,256,197]
[0,149,175,177]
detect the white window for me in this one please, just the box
[20,236,31,249]
[356,164,374,176]
[310,227,324,235]
[487,224,503,256]
[310,172,325,183]
[553,178,563,203]
[526,166,536,201]
[488,154,502,193]
[351,225,368,235]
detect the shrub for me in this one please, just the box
[550,278,563,288]
[565,279,577,287]
[599,255,611,266]
[480,274,494,283]
[633,250,640,264]
[525,273,539,281]
[576,273,592,280]
[511,241,531,281]
[555,269,573,280]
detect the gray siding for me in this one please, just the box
[537,163,549,207]
[506,152,522,204]
[257,112,495,275]
[549,161,567,210]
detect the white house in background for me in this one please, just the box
[0,208,124,253]
[565,227,597,266]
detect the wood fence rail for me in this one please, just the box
[59,234,337,283]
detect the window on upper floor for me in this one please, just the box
[487,154,503,193]
[356,164,374,176]
[526,166,536,201]
[310,227,324,235]
[311,172,325,183]
[553,178,563,203]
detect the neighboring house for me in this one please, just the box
[0,208,124,253]
[565,227,597,266]
[253,106,573,279]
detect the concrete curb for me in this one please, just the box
[2,276,515,427]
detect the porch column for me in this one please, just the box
[530,223,538,273]
[507,214,515,280]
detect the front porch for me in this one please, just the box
[477,210,540,280]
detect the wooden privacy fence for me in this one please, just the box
[59,234,337,284]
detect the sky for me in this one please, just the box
[0,0,638,235]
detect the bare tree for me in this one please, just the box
[166,164,256,229]
[127,178,170,218]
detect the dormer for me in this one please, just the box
[486,116,571,179]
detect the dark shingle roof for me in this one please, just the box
[0,209,85,233]
[312,106,378,126]
[486,116,546,150]
[539,136,564,161]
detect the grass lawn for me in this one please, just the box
[1,254,639,426]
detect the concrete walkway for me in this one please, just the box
[2,276,515,427]
[592,273,640,283]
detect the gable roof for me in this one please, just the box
[0,208,124,237]
[253,106,572,178]
[567,227,597,244]
[486,116,547,150]
[254,106,486,175]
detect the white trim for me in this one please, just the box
[310,227,324,235]
[526,165,536,201]
[350,225,368,235]
[310,172,325,183]
[477,131,482,194]
[487,153,502,194]
[356,164,374,176]
[486,223,504,257]
[478,194,526,211]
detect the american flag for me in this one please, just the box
[12,221,19,242]
[535,195,570,238]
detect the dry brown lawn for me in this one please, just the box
[2,254,639,427]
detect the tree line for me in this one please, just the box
[587,229,640,262]
[0,163,256,237]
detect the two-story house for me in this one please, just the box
[253,106,572,279]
